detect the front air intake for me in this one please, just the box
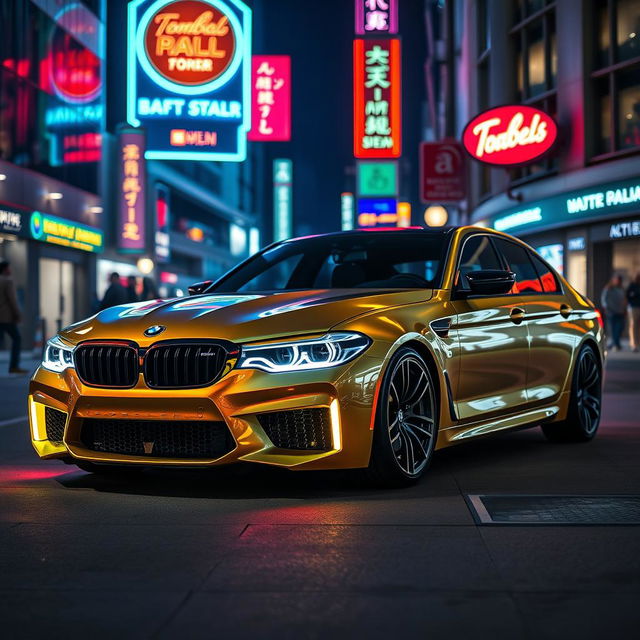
[80,419,235,459]
[257,408,333,451]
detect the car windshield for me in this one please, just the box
[209,231,451,293]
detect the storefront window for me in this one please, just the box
[618,68,640,150]
[592,0,640,158]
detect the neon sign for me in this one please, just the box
[355,0,398,34]
[353,39,401,159]
[248,55,291,141]
[117,130,146,252]
[273,159,292,242]
[462,105,557,166]
[357,198,397,227]
[43,2,104,166]
[30,211,103,253]
[128,0,252,161]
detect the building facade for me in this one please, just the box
[0,0,264,350]
[460,0,640,301]
[0,0,105,347]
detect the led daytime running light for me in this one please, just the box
[238,332,371,373]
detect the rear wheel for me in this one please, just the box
[541,345,602,443]
[366,347,438,487]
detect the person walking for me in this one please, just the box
[0,260,27,374]
[100,272,127,310]
[601,274,627,351]
[124,275,139,303]
[141,276,160,301]
[627,273,640,353]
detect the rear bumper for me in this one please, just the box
[28,353,384,470]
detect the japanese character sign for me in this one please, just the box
[355,0,398,35]
[118,130,146,252]
[354,39,401,158]
[248,56,291,141]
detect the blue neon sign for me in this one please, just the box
[127,0,252,162]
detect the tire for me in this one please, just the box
[541,344,602,443]
[366,347,439,487]
[75,460,144,476]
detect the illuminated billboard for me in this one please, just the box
[353,39,401,159]
[127,0,252,161]
[248,55,291,141]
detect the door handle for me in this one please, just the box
[560,304,572,318]
[509,307,525,324]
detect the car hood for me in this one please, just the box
[61,289,432,345]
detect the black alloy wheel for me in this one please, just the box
[542,345,602,442]
[367,347,438,486]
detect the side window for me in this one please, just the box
[530,252,562,293]
[493,239,542,294]
[457,235,502,290]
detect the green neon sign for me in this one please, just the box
[30,211,103,253]
[357,161,398,197]
[486,177,640,234]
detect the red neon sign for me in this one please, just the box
[353,39,401,159]
[462,105,557,166]
[248,55,291,141]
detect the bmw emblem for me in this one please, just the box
[144,325,166,337]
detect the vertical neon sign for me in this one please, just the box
[353,38,401,159]
[248,55,291,141]
[273,159,292,242]
[118,129,146,252]
[355,0,398,34]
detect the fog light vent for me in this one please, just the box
[257,408,332,451]
[44,407,67,443]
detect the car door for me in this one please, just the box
[449,234,530,421]
[493,238,575,404]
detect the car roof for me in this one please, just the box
[282,226,461,244]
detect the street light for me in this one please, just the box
[47,192,63,200]
[424,205,448,227]
[136,257,154,275]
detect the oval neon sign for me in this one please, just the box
[462,105,558,166]
[143,0,237,88]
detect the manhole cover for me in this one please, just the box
[466,495,640,525]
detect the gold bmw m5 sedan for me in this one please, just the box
[29,226,604,486]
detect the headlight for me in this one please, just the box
[237,332,371,373]
[42,335,75,373]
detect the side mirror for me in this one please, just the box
[464,269,515,296]
[188,280,213,296]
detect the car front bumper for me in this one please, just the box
[28,352,386,470]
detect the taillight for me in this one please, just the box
[594,308,605,331]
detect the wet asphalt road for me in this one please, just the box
[0,354,639,639]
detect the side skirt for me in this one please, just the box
[438,405,560,446]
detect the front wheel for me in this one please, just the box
[541,344,602,443]
[366,347,438,487]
